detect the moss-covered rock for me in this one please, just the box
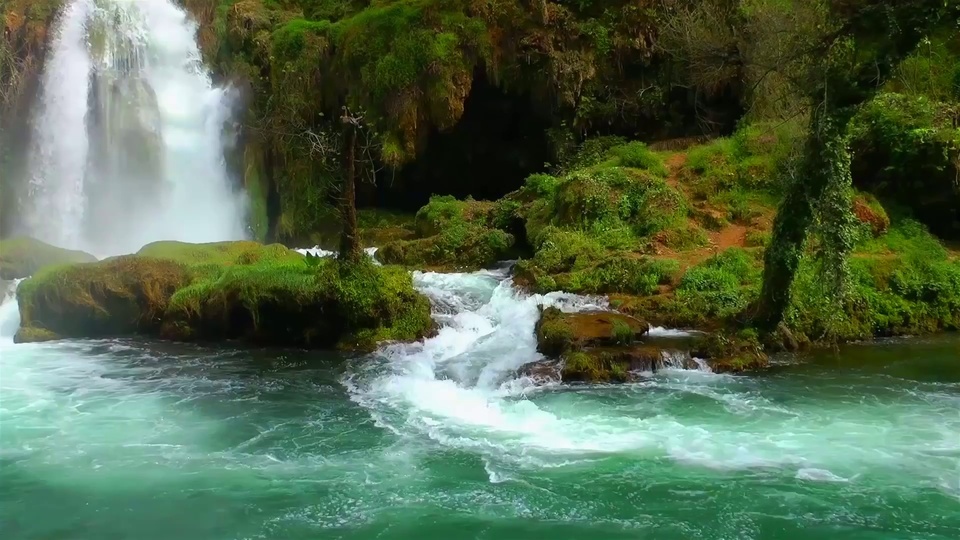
[15,241,434,350]
[534,306,648,357]
[377,196,515,270]
[162,256,433,350]
[16,256,192,342]
[0,236,97,279]
[691,331,769,374]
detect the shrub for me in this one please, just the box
[676,248,761,319]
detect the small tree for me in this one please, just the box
[661,0,959,331]
[338,106,362,263]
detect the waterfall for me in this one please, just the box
[21,0,247,256]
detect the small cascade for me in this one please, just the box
[0,279,23,341]
[21,0,246,256]
[660,349,713,372]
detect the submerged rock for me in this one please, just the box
[15,241,433,350]
[0,236,97,279]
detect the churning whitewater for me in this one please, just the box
[1,272,959,538]
[21,0,246,256]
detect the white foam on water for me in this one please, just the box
[346,270,960,484]
[0,279,24,342]
[648,326,702,338]
[795,468,850,483]
[295,246,381,264]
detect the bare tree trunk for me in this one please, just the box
[338,116,361,262]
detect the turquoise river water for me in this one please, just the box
[1,269,958,539]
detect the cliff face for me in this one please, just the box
[0,0,64,235]
[178,0,744,244]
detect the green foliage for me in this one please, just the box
[560,257,680,296]
[604,142,668,177]
[550,165,687,240]
[686,122,802,202]
[0,236,97,279]
[888,32,960,102]
[677,248,761,319]
[531,227,603,274]
[786,218,960,341]
[16,241,433,349]
[850,93,959,183]
[522,173,562,198]
[611,319,634,345]
[378,196,514,270]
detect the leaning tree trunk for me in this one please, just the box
[338,118,362,262]
[755,108,854,331]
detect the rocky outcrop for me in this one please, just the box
[0,236,97,279]
[532,307,652,382]
[530,306,768,382]
[14,241,434,349]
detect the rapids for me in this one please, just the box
[0,272,957,539]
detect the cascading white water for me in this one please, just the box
[0,279,23,340]
[21,0,246,255]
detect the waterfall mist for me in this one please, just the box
[20,0,247,256]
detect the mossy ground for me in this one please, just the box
[16,241,433,349]
[0,236,97,279]
[376,196,515,271]
[415,120,958,355]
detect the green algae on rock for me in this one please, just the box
[15,255,192,343]
[0,236,97,279]
[15,241,433,350]
[533,306,655,382]
[377,196,515,271]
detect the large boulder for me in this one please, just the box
[533,307,653,382]
[0,236,97,279]
[15,255,192,342]
[15,241,434,349]
[535,307,648,356]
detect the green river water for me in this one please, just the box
[1,270,958,539]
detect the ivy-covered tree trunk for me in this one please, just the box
[338,119,361,262]
[756,108,854,331]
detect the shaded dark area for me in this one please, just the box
[851,152,960,241]
[360,71,554,210]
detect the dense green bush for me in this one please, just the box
[676,248,761,319]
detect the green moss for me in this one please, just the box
[562,351,605,382]
[561,350,631,383]
[676,248,762,320]
[16,256,193,340]
[413,195,492,237]
[13,326,60,343]
[377,195,513,270]
[535,307,575,357]
[16,241,433,350]
[0,236,97,279]
[612,319,633,345]
[786,218,960,340]
[137,240,301,266]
